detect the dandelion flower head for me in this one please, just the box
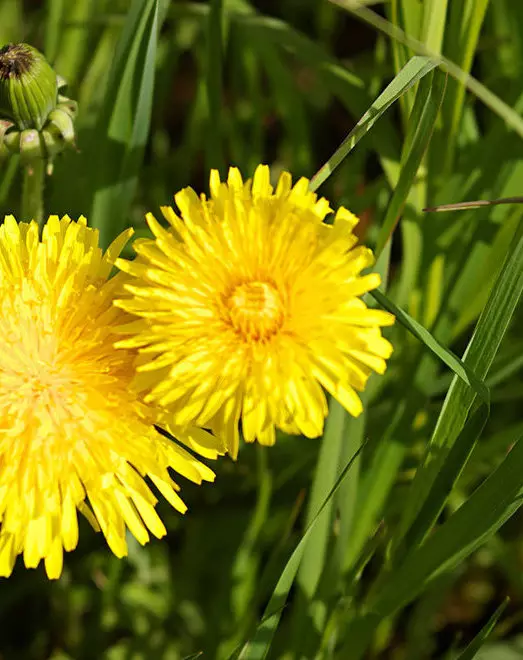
[116,166,395,458]
[0,216,215,579]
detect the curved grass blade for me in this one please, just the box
[393,218,523,552]
[340,431,523,658]
[371,290,488,398]
[309,55,438,192]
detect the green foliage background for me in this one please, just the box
[2,0,523,658]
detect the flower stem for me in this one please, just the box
[21,160,45,228]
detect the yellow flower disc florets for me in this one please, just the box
[0,215,216,579]
[116,165,395,458]
[224,280,285,342]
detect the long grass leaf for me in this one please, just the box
[89,0,159,247]
[395,218,523,550]
[205,0,225,172]
[309,55,437,191]
[455,598,509,660]
[340,431,523,658]
[375,70,446,256]
[330,0,523,142]
[237,441,365,660]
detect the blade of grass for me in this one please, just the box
[89,0,159,247]
[45,0,65,64]
[371,290,488,398]
[340,431,523,658]
[309,55,438,192]
[375,70,446,256]
[394,217,523,552]
[455,598,509,660]
[442,0,490,172]
[424,196,523,212]
[205,0,225,172]
[289,399,348,651]
[420,0,448,52]
[330,0,523,142]
[237,440,366,660]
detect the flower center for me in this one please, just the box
[226,280,284,341]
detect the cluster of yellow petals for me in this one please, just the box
[0,165,395,579]
[0,216,215,579]
[116,165,394,459]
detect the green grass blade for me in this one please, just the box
[341,400,405,573]
[330,0,523,142]
[442,0,490,172]
[371,432,523,615]
[45,0,65,64]
[398,401,489,555]
[372,290,488,396]
[340,431,523,658]
[296,399,347,599]
[205,0,225,172]
[420,0,448,52]
[89,0,159,247]
[455,598,509,660]
[394,218,523,549]
[375,70,446,256]
[309,55,437,192]
[237,441,365,660]
[289,399,348,650]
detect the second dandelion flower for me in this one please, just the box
[116,165,395,458]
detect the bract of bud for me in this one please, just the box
[0,119,11,160]
[0,43,57,131]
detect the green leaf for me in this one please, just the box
[309,55,438,192]
[394,218,523,551]
[455,598,509,660]
[89,0,160,247]
[331,0,523,142]
[375,69,446,256]
[237,440,365,660]
[340,430,523,658]
[205,0,225,172]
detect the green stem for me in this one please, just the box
[21,160,45,228]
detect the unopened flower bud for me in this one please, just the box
[0,42,78,172]
[0,43,57,131]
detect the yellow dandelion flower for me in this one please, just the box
[116,165,395,459]
[0,215,216,579]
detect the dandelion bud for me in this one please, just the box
[0,43,57,131]
[0,42,77,172]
